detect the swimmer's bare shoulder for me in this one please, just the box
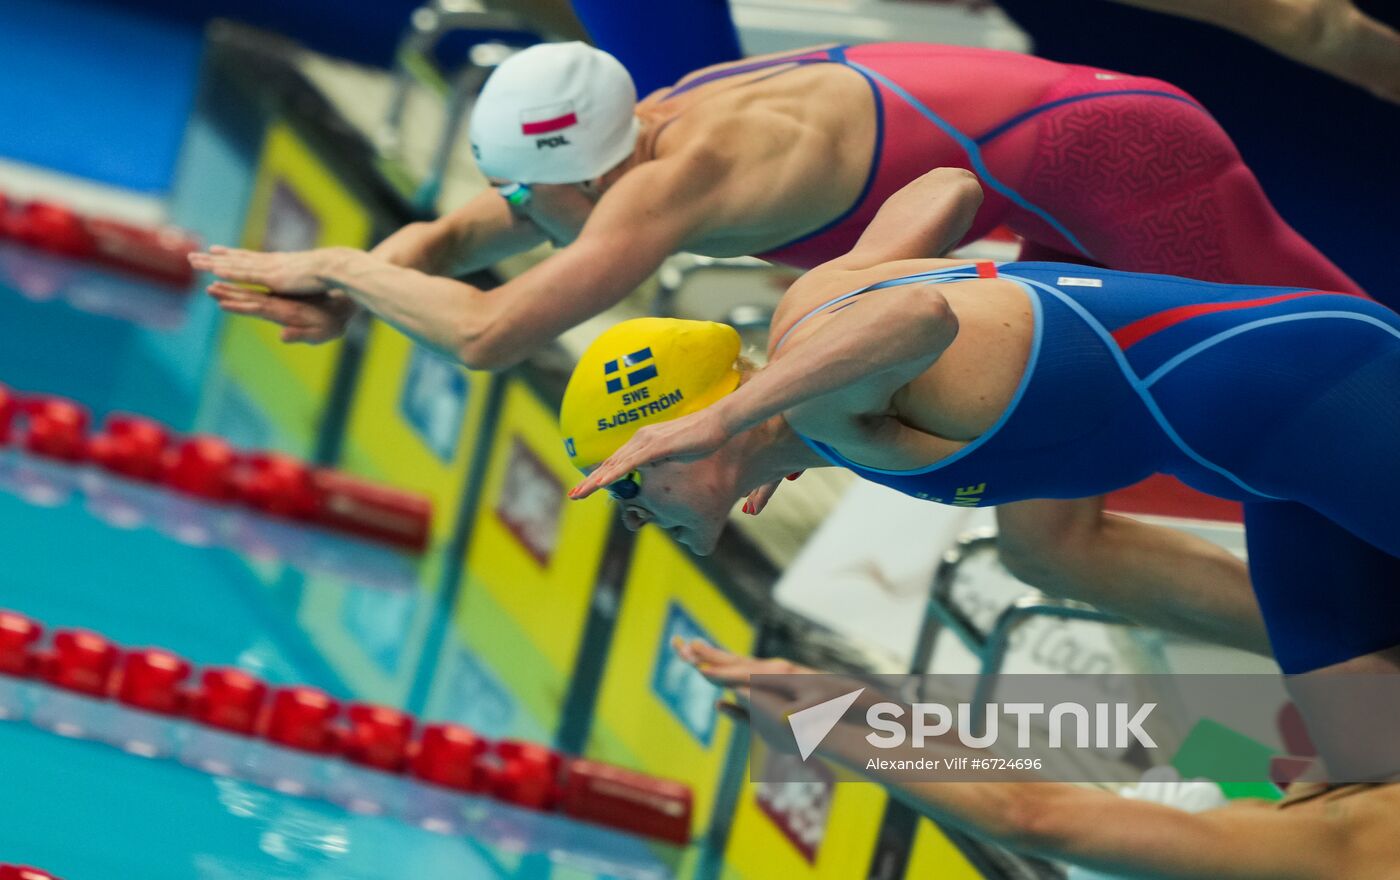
[769,257,976,349]
[640,58,877,244]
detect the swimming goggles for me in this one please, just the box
[606,471,642,501]
[497,182,533,208]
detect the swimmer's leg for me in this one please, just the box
[1205,160,1364,294]
[1012,86,1363,294]
[997,497,1269,654]
[1248,500,1400,779]
[1245,502,1400,675]
[1249,344,1400,559]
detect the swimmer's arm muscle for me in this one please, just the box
[318,150,720,369]
[373,189,548,277]
[716,280,959,437]
[721,170,979,432]
[821,167,984,270]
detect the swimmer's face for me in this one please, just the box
[488,178,604,202]
[612,460,733,555]
[490,178,600,241]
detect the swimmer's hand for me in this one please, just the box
[568,408,732,500]
[206,282,357,344]
[188,246,351,296]
[675,638,880,755]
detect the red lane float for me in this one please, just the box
[115,648,192,715]
[263,687,341,754]
[7,202,94,258]
[85,217,198,287]
[487,740,563,810]
[0,611,693,845]
[163,435,239,500]
[236,452,317,519]
[0,384,16,446]
[87,414,171,482]
[0,865,62,880]
[0,193,196,287]
[191,668,268,735]
[309,470,432,553]
[342,704,415,772]
[560,759,695,845]
[21,398,90,462]
[0,612,41,676]
[1,384,433,552]
[42,630,120,697]
[410,723,487,793]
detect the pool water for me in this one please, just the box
[0,254,687,878]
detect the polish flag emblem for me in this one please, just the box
[520,101,579,135]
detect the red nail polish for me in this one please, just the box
[786,472,803,481]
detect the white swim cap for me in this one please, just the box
[469,42,641,184]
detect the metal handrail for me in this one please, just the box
[911,528,1133,732]
[378,2,532,210]
[653,253,791,336]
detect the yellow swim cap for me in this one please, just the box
[560,318,742,471]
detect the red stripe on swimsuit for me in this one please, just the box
[1112,291,1315,350]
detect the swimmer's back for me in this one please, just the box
[634,51,876,256]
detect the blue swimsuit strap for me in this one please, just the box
[779,263,1048,479]
[998,270,1286,501]
[663,46,845,99]
[772,264,986,353]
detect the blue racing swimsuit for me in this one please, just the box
[783,262,1400,672]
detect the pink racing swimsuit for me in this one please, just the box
[665,44,1361,293]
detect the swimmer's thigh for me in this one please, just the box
[1245,501,1400,674]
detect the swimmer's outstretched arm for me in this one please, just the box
[1110,0,1400,102]
[200,191,548,345]
[192,146,724,369]
[686,643,1354,880]
[372,188,550,278]
[821,166,985,272]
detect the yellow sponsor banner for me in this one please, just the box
[724,751,984,880]
[585,526,755,839]
[210,121,370,454]
[453,379,612,732]
[905,818,986,879]
[338,320,495,574]
[721,740,888,879]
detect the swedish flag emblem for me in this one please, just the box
[604,347,657,393]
